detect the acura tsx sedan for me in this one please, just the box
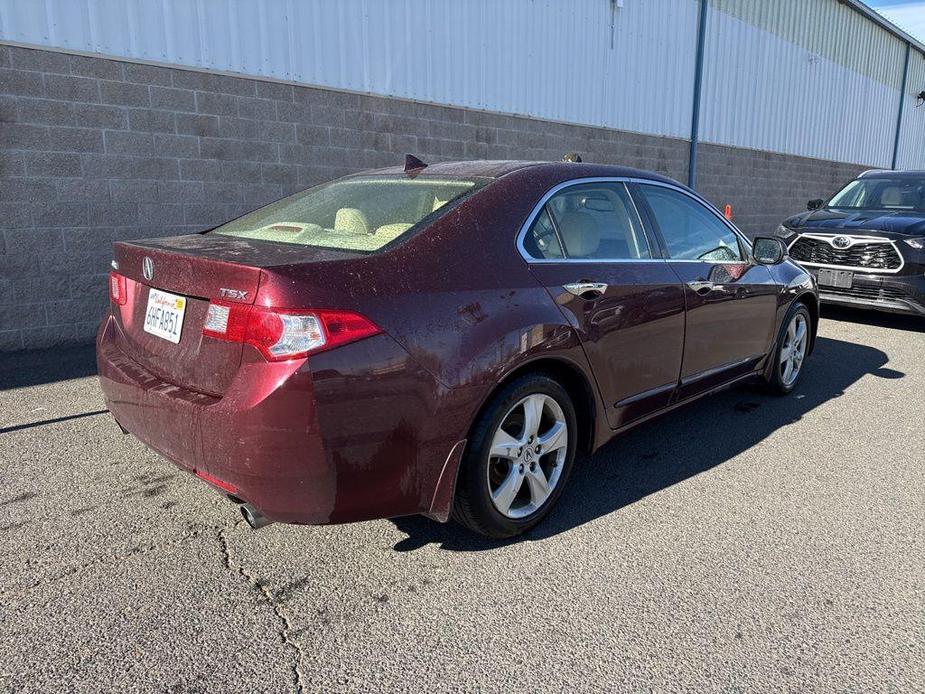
[780,169,925,316]
[97,157,818,538]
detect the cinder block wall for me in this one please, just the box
[0,45,867,351]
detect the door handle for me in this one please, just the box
[687,280,714,295]
[563,281,608,298]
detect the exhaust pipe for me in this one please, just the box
[240,503,274,530]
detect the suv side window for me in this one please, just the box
[639,184,743,262]
[523,182,650,261]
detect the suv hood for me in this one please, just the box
[785,209,925,237]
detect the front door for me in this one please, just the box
[521,180,686,428]
[633,183,779,400]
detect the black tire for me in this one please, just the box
[453,373,578,539]
[765,302,812,395]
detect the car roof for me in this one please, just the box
[858,169,925,180]
[362,159,682,186]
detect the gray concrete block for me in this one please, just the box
[0,303,48,331]
[238,96,276,120]
[256,80,293,101]
[16,97,75,125]
[44,74,100,103]
[201,181,240,203]
[99,80,149,107]
[256,121,296,143]
[196,91,237,116]
[9,46,70,74]
[32,201,89,227]
[154,134,199,159]
[261,163,298,185]
[0,150,26,177]
[0,178,56,202]
[200,138,277,163]
[87,202,140,226]
[138,203,185,226]
[123,62,174,86]
[0,69,44,97]
[158,180,205,202]
[0,202,33,229]
[179,159,223,181]
[104,130,155,156]
[57,179,110,202]
[68,54,123,81]
[128,108,176,133]
[74,103,128,130]
[176,113,219,137]
[150,86,196,112]
[110,180,158,203]
[45,126,104,153]
[25,151,82,178]
[218,116,258,139]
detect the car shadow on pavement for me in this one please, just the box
[390,336,903,552]
[0,344,97,390]
[821,305,925,333]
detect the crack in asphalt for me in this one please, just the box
[216,525,306,694]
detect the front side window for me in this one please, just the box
[213,176,485,252]
[828,177,925,211]
[523,182,650,260]
[639,185,743,262]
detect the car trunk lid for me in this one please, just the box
[110,234,362,396]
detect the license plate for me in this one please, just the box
[816,268,853,289]
[143,288,187,344]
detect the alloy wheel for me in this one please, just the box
[780,313,808,387]
[486,393,569,519]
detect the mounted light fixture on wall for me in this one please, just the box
[916,91,925,107]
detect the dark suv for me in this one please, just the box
[778,170,925,316]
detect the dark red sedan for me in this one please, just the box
[97,158,817,538]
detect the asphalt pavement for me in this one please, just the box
[1,306,923,693]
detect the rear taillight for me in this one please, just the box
[109,271,127,306]
[202,302,381,361]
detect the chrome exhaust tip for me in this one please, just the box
[240,503,274,530]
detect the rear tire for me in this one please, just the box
[765,303,812,395]
[453,373,577,539]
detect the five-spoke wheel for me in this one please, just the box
[453,374,577,538]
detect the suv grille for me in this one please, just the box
[821,285,908,301]
[789,237,902,271]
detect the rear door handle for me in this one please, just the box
[687,280,714,295]
[563,281,608,298]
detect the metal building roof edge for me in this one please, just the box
[845,0,925,57]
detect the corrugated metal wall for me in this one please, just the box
[896,51,925,170]
[0,0,922,168]
[701,0,906,167]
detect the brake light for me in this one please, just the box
[109,271,127,306]
[202,302,381,361]
[195,469,238,494]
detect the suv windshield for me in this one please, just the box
[213,176,486,251]
[828,177,925,212]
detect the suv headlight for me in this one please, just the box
[902,237,925,250]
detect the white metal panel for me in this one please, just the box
[895,54,925,170]
[700,4,902,167]
[0,0,699,139]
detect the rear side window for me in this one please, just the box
[213,176,485,252]
[523,182,650,260]
[639,184,743,262]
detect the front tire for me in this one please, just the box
[453,373,577,539]
[766,303,811,395]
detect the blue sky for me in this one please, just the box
[865,0,925,42]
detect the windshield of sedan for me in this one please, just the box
[827,177,925,211]
[212,176,485,251]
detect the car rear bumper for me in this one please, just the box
[96,314,336,524]
[813,271,925,317]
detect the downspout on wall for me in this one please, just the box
[688,0,709,189]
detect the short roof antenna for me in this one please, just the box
[562,152,582,163]
[404,154,428,172]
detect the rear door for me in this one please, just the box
[632,182,779,399]
[522,180,686,429]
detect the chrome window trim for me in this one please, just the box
[516,177,664,264]
[787,233,905,274]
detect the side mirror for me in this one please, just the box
[752,236,787,265]
[807,198,824,211]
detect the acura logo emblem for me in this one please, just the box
[142,256,154,281]
[831,236,852,249]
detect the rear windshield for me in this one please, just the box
[828,177,925,211]
[212,176,486,251]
